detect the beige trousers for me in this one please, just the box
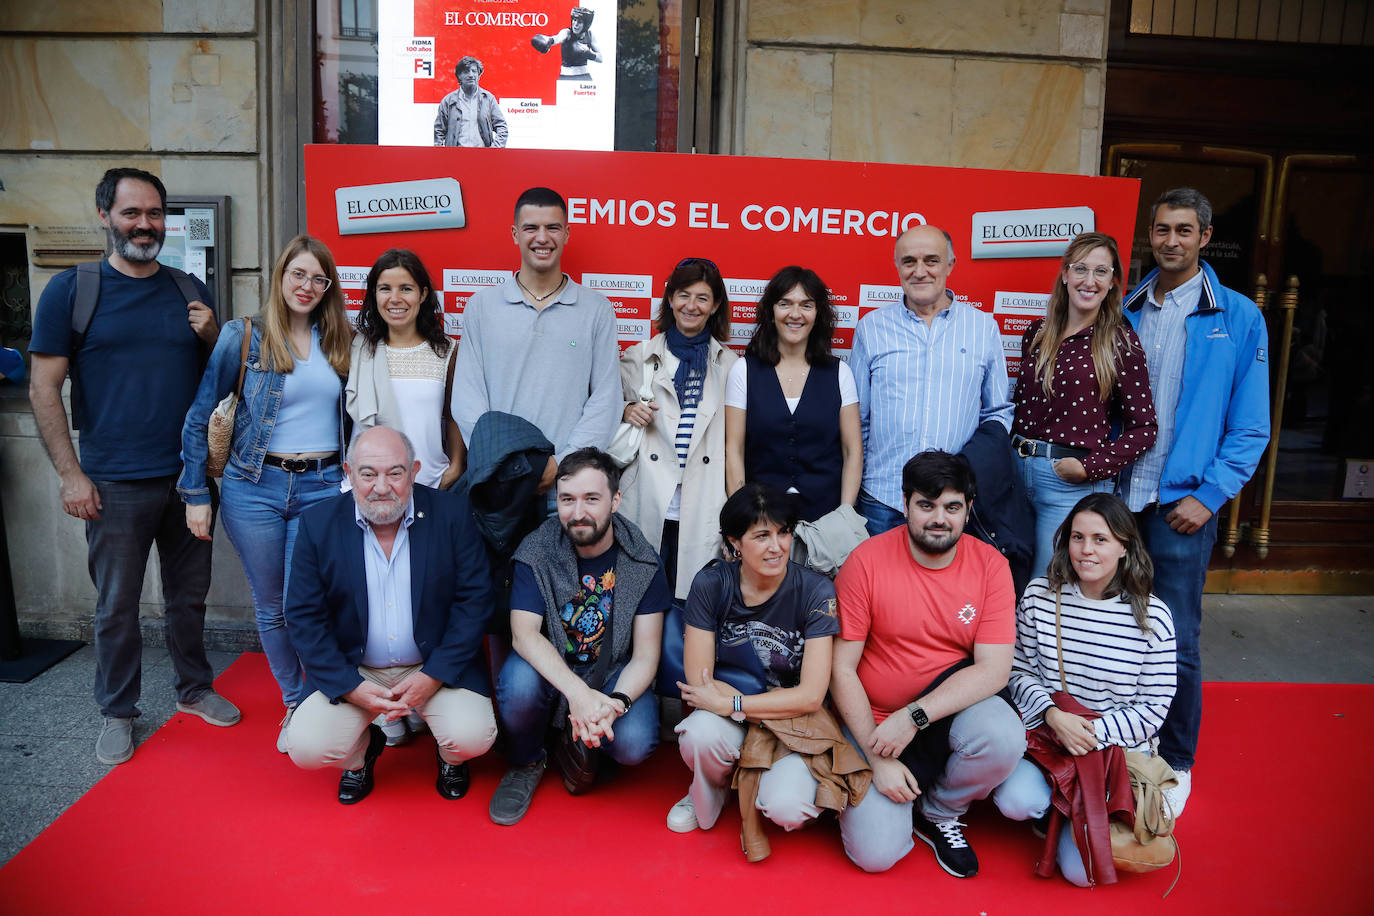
[287,664,497,770]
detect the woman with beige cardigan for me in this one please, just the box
[617,258,737,600]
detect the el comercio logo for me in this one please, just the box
[335,178,466,235]
[970,206,1095,260]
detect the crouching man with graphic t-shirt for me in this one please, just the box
[490,448,670,826]
[832,451,1025,878]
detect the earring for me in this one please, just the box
[731,546,742,559]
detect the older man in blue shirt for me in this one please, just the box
[850,225,1014,535]
[285,426,498,805]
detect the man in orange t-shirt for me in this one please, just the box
[832,451,1024,879]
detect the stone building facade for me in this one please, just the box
[0,0,1111,645]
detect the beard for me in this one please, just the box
[108,223,165,264]
[359,493,406,526]
[564,514,611,547]
[908,522,960,556]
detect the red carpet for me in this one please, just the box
[3,654,1371,915]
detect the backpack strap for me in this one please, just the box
[68,261,104,430]
[161,264,202,306]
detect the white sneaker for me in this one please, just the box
[667,794,699,833]
[1162,768,1192,818]
[276,705,296,754]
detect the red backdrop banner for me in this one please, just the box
[304,145,1141,375]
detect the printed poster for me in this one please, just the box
[379,0,618,150]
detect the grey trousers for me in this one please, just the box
[839,695,1026,872]
[87,476,215,718]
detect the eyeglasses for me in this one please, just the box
[676,257,719,273]
[1068,263,1114,281]
[287,267,332,292]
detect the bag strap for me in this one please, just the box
[67,261,104,430]
[1054,586,1069,693]
[442,343,458,425]
[640,353,658,400]
[235,318,251,396]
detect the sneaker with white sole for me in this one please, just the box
[176,691,241,727]
[667,794,699,833]
[1162,768,1192,819]
[276,705,296,754]
[913,809,979,878]
[95,716,134,765]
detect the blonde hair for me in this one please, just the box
[260,235,351,376]
[1030,232,1133,403]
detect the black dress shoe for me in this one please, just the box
[435,746,471,800]
[338,723,385,805]
[552,721,600,796]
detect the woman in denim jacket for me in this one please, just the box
[179,235,352,751]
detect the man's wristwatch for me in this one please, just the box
[730,695,747,722]
[908,702,929,731]
[609,692,632,715]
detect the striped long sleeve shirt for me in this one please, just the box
[1009,577,1176,750]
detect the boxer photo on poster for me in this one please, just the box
[531,6,602,81]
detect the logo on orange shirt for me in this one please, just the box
[957,603,977,625]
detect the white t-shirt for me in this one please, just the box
[724,357,858,414]
[386,342,455,489]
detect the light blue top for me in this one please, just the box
[268,327,342,454]
[356,497,421,669]
[849,291,1014,511]
[1122,269,1200,510]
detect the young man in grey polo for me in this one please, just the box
[450,186,621,501]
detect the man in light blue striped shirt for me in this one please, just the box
[850,225,1013,535]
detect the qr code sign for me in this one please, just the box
[187,217,212,243]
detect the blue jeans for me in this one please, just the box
[1138,501,1218,771]
[220,461,343,706]
[87,476,215,718]
[1016,454,1115,579]
[856,489,905,537]
[495,651,659,767]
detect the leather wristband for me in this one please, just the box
[609,691,632,714]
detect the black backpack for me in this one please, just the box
[67,260,205,429]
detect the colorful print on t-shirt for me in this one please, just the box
[560,564,616,665]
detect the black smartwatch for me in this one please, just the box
[908,702,929,730]
[609,692,633,714]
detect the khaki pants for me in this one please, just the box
[287,664,497,770]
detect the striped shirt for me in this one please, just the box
[1009,577,1176,750]
[850,293,1014,511]
[1121,269,1201,510]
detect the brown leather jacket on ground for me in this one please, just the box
[731,707,872,862]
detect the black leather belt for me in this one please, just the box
[1012,436,1089,461]
[263,454,340,473]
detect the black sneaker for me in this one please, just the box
[913,808,979,878]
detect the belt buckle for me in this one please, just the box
[281,457,309,473]
[1016,438,1035,459]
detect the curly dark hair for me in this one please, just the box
[743,265,836,367]
[357,249,450,357]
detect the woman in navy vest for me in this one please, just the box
[724,266,861,522]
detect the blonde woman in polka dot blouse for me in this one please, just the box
[1011,232,1157,578]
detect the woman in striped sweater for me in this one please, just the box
[993,491,1176,885]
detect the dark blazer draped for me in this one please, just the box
[285,484,495,702]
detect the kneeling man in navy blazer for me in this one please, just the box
[284,425,496,805]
